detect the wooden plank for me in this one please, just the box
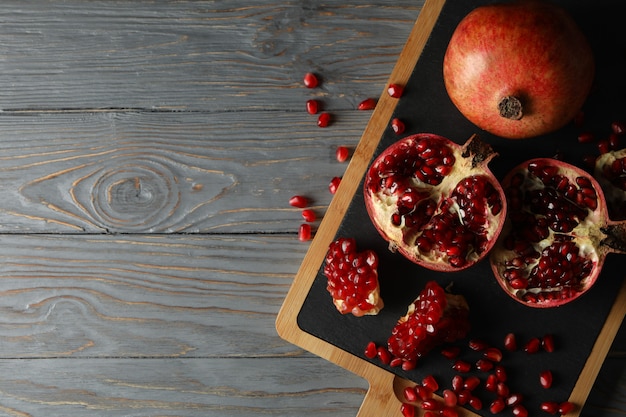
[0,111,370,233]
[0,0,421,111]
[0,234,307,358]
[0,357,368,417]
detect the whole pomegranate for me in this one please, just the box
[490,158,626,307]
[323,237,384,316]
[363,133,506,271]
[443,1,595,139]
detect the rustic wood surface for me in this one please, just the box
[0,1,622,416]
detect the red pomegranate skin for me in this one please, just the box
[443,1,595,139]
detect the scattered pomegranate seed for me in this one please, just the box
[577,132,594,143]
[442,389,457,407]
[468,396,483,411]
[390,357,403,367]
[400,402,416,417]
[489,397,506,414]
[422,375,439,392]
[415,385,433,401]
[402,360,416,371]
[540,401,560,414]
[512,404,528,417]
[391,118,406,134]
[335,146,350,162]
[357,98,377,110]
[403,386,418,402]
[476,358,494,372]
[598,138,610,154]
[301,209,316,222]
[289,195,309,208]
[463,376,480,391]
[306,99,320,115]
[364,341,377,359]
[496,382,509,398]
[559,401,575,414]
[540,370,553,388]
[504,332,517,351]
[303,72,319,88]
[542,334,556,352]
[469,339,489,351]
[329,176,341,194]
[524,337,541,354]
[485,374,497,392]
[484,347,503,362]
[452,359,472,373]
[457,389,471,405]
[421,399,441,411]
[506,393,523,407]
[451,375,464,392]
[377,346,391,364]
[441,346,461,359]
[317,112,331,127]
[298,223,312,241]
[612,120,625,135]
[495,365,507,382]
[387,83,404,98]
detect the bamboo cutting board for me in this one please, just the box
[276,1,626,416]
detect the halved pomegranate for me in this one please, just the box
[490,158,626,307]
[363,133,506,270]
[443,1,594,139]
[323,237,384,316]
[595,148,626,220]
[387,280,470,364]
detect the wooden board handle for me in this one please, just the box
[356,373,414,417]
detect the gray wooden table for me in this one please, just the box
[0,1,622,416]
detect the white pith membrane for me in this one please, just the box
[492,162,605,306]
[365,136,504,269]
[595,149,626,219]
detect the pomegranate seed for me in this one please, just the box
[476,358,494,372]
[489,397,506,414]
[303,72,319,88]
[403,386,418,402]
[442,389,457,407]
[463,376,480,391]
[402,360,416,371]
[484,347,503,362]
[390,357,403,367]
[298,224,312,241]
[364,342,377,359]
[524,337,541,354]
[542,334,556,352]
[577,132,594,143]
[391,118,406,134]
[306,99,319,114]
[468,396,483,411]
[328,176,341,194]
[559,401,575,414]
[289,195,309,208]
[469,339,489,351]
[495,365,507,382]
[335,146,350,162]
[451,375,464,392]
[441,346,461,359]
[504,332,517,351]
[400,403,416,417]
[422,375,439,392]
[540,370,553,388]
[457,389,471,405]
[387,83,404,98]
[506,393,523,407]
[512,404,528,417]
[377,346,391,364]
[452,359,472,373]
[485,374,497,392]
[317,112,331,127]
[540,401,560,414]
[441,406,459,417]
[357,98,377,110]
[421,399,441,411]
[415,385,433,401]
[301,209,316,222]
[496,382,509,398]
[598,139,610,154]
[612,120,625,135]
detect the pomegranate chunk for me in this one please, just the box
[323,238,383,316]
[387,281,470,363]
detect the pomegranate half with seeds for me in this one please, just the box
[363,133,506,270]
[323,237,384,316]
[490,158,626,307]
[387,280,470,365]
[443,1,594,139]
